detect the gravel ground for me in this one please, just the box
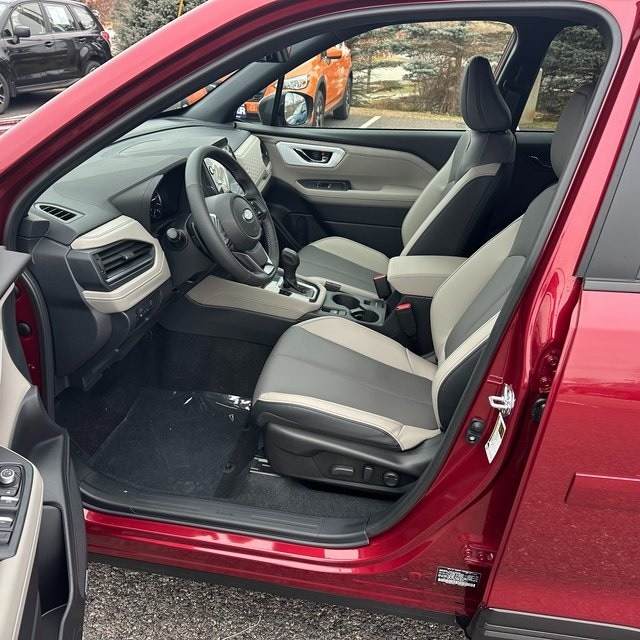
[84,562,467,640]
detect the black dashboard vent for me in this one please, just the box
[93,240,155,287]
[36,203,83,222]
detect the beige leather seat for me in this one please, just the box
[252,84,594,493]
[297,56,516,297]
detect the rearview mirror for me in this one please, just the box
[258,91,313,127]
[325,46,343,60]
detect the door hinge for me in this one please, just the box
[488,384,515,416]
[463,543,496,568]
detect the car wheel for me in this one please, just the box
[83,60,101,76]
[333,76,351,120]
[312,90,325,127]
[0,73,9,116]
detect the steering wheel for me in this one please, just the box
[185,145,279,286]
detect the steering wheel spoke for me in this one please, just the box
[233,243,275,275]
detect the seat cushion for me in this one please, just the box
[297,237,389,297]
[253,317,440,451]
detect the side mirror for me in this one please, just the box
[258,91,314,127]
[325,46,343,60]
[12,25,31,43]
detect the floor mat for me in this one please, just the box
[91,388,253,499]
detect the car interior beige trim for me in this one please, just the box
[260,135,436,208]
[432,314,499,428]
[387,255,466,297]
[0,289,31,447]
[298,316,437,379]
[0,286,45,640]
[0,456,43,640]
[257,392,440,451]
[401,163,502,256]
[431,217,522,362]
[235,134,272,192]
[70,215,171,314]
[309,237,390,274]
[187,274,327,320]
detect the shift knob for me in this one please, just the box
[281,248,302,292]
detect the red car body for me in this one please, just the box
[1,0,640,637]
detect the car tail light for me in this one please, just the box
[100,30,111,45]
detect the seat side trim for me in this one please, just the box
[257,392,440,451]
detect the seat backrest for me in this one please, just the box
[429,83,595,430]
[400,56,516,259]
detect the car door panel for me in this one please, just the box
[0,248,85,640]
[257,129,458,256]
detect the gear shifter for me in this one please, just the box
[281,248,304,293]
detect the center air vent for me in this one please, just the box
[36,203,82,222]
[93,240,155,288]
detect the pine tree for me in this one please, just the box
[113,0,206,51]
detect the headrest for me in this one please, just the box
[551,83,595,178]
[460,56,511,132]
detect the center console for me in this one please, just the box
[318,291,386,327]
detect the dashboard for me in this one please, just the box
[16,118,273,389]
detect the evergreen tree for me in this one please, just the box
[537,26,606,118]
[113,0,206,51]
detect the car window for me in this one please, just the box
[44,3,77,32]
[519,26,606,131]
[71,4,97,31]
[9,2,47,36]
[239,22,514,129]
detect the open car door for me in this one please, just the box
[0,248,86,639]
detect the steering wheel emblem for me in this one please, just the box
[242,208,254,222]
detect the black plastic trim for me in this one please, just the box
[11,387,87,640]
[579,87,640,286]
[79,470,370,548]
[469,607,640,640]
[89,554,459,626]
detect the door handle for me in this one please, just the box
[276,141,346,168]
[77,37,86,43]
[294,148,333,164]
[44,40,54,48]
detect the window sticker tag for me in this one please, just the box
[485,413,506,463]
[436,566,482,588]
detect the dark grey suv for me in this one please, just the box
[0,0,111,114]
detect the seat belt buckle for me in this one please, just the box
[395,302,417,337]
[373,274,392,300]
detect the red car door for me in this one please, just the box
[474,60,640,638]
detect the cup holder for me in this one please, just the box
[332,293,360,309]
[351,308,380,323]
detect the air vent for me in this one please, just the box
[93,240,155,287]
[36,203,82,222]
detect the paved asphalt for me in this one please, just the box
[12,91,467,640]
[84,562,467,640]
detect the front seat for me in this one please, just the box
[296,56,516,297]
[252,83,595,493]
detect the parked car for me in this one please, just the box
[237,43,352,125]
[0,0,111,114]
[0,1,639,639]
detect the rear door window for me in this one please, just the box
[520,26,606,130]
[44,3,78,32]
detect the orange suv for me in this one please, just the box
[238,43,352,125]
